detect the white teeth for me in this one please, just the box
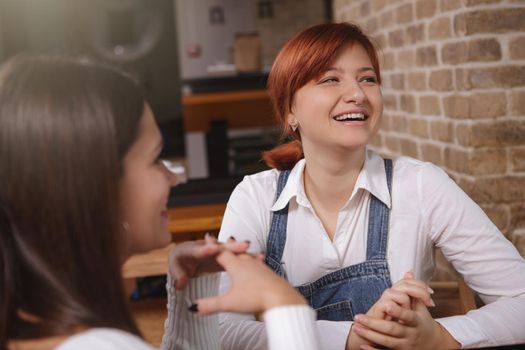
[334,113,366,121]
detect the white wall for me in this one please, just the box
[174,0,256,79]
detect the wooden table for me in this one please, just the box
[122,203,227,279]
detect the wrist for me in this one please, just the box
[435,321,461,349]
[263,287,306,311]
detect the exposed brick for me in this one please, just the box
[390,73,405,90]
[442,42,468,65]
[374,34,387,51]
[416,46,438,67]
[372,0,387,11]
[416,0,436,19]
[480,204,510,234]
[380,52,395,72]
[444,147,507,175]
[420,95,441,115]
[360,1,371,16]
[469,92,507,118]
[370,133,383,149]
[381,113,394,131]
[442,0,463,11]
[454,9,525,36]
[408,118,429,138]
[429,69,453,91]
[383,94,398,111]
[406,24,425,44]
[510,91,525,116]
[456,120,525,147]
[468,38,502,62]
[511,148,525,172]
[380,11,395,28]
[457,176,525,205]
[443,96,470,118]
[401,94,416,113]
[509,37,525,59]
[384,134,401,153]
[365,17,378,33]
[467,66,525,89]
[396,3,414,24]
[444,92,506,119]
[465,0,503,5]
[421,143,443,165]
[408,72,427,91]
[455,68,471,90]
[397,50,415,69]
[392,115,408,133]
[442,40,497,67]
[389,29,405,48]
[510,203,525,233]
[510,232,525,258]
[430,119,453,142]
[429,17,452,40]
[400,138,419,158]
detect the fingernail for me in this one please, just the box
[188,303,199,313]
[354,314,363,322]
[427,287,435,294]
[430,299,436,307]
[229,236,236,241]
[204,232,211,238]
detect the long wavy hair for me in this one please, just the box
[262,22,382,170]
[0,55,145,347]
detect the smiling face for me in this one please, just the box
[288,43,383,155]
[119,105,177,257]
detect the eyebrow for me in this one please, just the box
[324,66,376,74]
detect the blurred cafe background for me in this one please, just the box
[2,0,524,345]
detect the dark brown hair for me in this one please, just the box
[262,22,381,170]
[0,55,145,347]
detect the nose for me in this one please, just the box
[342,81,366,105]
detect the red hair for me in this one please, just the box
[262,22,381,170]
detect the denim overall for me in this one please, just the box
[264,159,393,321]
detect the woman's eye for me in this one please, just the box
[360,76,378,84]
[319,77,339,84]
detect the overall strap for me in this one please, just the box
[265,170,292,269]
[366,159,393,261]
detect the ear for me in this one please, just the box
[286,112,296,127]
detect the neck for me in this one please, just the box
[302,145,366,213]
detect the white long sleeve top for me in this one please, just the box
[217,149,525,349]
[59,274,319,350]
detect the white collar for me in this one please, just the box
[270,149,392,212]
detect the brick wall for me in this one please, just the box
[333,0,525,273]
[256,0,325,68]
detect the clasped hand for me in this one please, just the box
[347,272,460,350]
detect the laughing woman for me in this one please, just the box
[215,22,525,349]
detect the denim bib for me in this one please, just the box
[265,159,393,321]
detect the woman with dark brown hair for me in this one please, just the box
[216,22,525,349]
[0,55,320,350]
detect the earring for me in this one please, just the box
[291,123,298,132]
[122,221,130,232]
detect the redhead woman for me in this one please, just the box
[212,23,525,349]
[0,56,320,350]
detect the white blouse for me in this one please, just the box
[218,149,525,349]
